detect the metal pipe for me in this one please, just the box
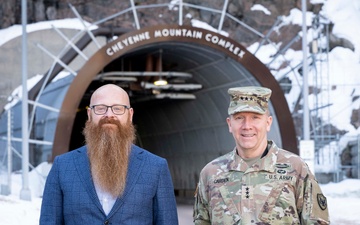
[27,99,60,113]
[218,0,229,32]
[69,3,101,48]
[179,0,183,26]
[254,16,282,55]
[130,0,140,30]
[5,108,12,195]
[35,43,77,75]
[1,136,53,146]
[20,0,31,201]
[51,25,88,60]
[302,0,310,140]
[358,135,360,179]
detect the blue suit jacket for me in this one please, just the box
[40,145,179,225]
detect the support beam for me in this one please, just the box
[20,0,31,201]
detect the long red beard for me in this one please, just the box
[83,116,135,197]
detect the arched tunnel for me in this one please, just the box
[29,25,297,197]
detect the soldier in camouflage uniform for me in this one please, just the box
[193,86,330,225]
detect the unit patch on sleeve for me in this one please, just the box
[317,193,327,210]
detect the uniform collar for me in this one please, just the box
[229,140,278,173]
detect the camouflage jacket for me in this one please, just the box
[193,141,329,225]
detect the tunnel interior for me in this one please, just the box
[68,41,283,194]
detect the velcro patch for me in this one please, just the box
[317,193,327,210]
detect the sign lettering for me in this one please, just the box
[105,27,246,59]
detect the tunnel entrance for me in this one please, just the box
[45,25,298,196]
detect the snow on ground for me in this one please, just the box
[0,164,359,225]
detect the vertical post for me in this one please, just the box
[7,109,12,194]
[299,140,315,174]
[358,135,360,179]
[178,0,183,26]
[302,0,310,140]
[20,0,31,201]
[218,0,229,32]
[1,109,12,195]
[129,0,140,30]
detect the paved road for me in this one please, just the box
[177,204,193,225]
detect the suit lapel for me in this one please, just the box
[74,146,104,213]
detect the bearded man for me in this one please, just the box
[40,84,179,225]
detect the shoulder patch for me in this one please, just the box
[317,193,327,210]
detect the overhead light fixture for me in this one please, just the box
[99,71,192,78]
[153,49,168,86]
[142,81,202,90]
[153,77,168,86]
[155,93,196,99]
[101,77,137,82]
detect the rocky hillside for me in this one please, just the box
[0,0,320,49]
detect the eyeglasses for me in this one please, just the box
[89,104,130,115]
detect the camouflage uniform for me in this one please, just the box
[193,140,330,225]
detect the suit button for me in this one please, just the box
[104,220,109,225]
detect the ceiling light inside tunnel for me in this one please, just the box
[153,49,168,86]
[153,77,168,86]
[142,82,202,90]
[101,76,137,82]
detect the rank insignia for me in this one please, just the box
[242,185,253,199]
[317,193,327,210]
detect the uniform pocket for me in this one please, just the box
[215,185,241,224]
[258,183,300,224]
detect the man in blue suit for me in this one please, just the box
[40,84,179,225]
